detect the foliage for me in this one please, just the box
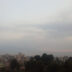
[25,53,72,72]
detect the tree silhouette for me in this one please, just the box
[10,59,20,72]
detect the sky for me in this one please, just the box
[0,0,72,56]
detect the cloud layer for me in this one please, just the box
[0,0,72,56]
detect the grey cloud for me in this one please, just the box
[37,23,72,38]
[0,8,72,56]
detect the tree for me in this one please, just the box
[10,59,20,72]
[34,55,41,61]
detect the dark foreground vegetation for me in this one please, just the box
[0,53,72,72]
[25,54,72,72]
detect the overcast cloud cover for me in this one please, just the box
[0,0,72,56]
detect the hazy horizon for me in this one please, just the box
[0,0,72,56]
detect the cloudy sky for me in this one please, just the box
[0,0,72,56]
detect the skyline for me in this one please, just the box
[0,0,72,56]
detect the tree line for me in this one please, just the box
[4,53,72,72]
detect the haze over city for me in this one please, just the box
[0,0,72,56]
